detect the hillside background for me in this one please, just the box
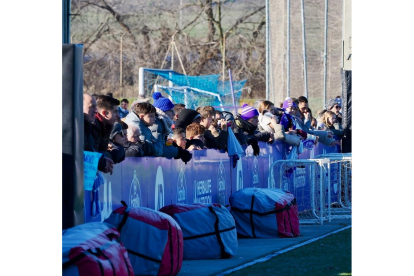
[71,0,343,111]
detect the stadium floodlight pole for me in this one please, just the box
[228,69,237,114]
[300,0,309,98]
[287,0,290,98]
[323,0,328,106]
[265,0,270,100]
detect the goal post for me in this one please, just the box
[138,67,246,111]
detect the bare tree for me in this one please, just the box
[71,0,267,99]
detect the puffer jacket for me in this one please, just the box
[124,111,163,156]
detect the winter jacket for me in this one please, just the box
[108,142,125,164]
[149,109,179,158]
[124,142,144,157]
[204,129,228,150]
[84,117,107,172]
[94,113,113,154]
[234,115,272,143]
[118,107,129,119]
[124,111,163,156]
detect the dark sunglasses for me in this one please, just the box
[335,106,341,109]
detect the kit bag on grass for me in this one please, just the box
[104,201,183,276]
[62,222,133,276]
[229,188,300,238]
[160,203,237,260]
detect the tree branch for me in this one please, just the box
[224,5,265,39]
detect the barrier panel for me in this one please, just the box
[314,153,352,219]
[84,142,340,223]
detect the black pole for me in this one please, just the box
[62,0,71,44]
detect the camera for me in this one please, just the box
[218,121,232,127]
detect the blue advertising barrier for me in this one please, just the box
[84,141,340,223]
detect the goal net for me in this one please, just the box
[139,68,247,110]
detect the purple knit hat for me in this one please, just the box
[152,92,175,112]
[240,103,259,121]
[283,99,297,109]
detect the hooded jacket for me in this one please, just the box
[124,111,163,156]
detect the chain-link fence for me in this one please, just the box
[268,0,344,112]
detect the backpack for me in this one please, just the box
[160,203,238,259]
[62,222,133,276]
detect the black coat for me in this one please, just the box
[84,118,107,171]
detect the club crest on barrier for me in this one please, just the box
[217,158,226,206]
[155,166,165,210]
[237,158,243,191]
[177,165,187,204]
[129,170,141,207]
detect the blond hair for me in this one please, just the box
[322,111,336,127]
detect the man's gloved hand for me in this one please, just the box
[175,147,193,164]
[248,138,260,156]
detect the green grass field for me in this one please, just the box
[227,228,352,276]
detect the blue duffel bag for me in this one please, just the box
[160,203,238,260]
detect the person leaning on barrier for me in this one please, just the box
[83,93,114,174]
[286,99,339,147]
[258,100,284,124]
[124,102,192,163]
[171,127,187,150]
[198,106,228,150]
[234,104,273,156]
[185,123,207,150]
[150,92,178,158]
[94,95,121,155]
[320,110,344,138]
[124,123,156,157]
[107,122,126,164]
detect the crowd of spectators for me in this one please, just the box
[83,92,343,174]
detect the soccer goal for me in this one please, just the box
[138,67,246,110]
